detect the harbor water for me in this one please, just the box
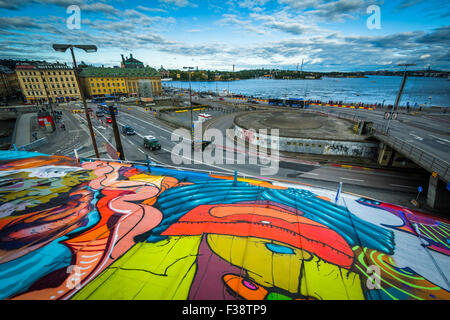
[164,75,450,108]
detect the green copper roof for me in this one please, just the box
[79,67,159,78]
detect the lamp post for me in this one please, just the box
[386,63,416,134]
[106,101,125,161]
[183,66,194,143]
[53,44,99,158]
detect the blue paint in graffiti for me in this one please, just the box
[148,180,395,255]
[0,151,47,161]
[266,243,295,255]
[0,237,72,299]
[66,188,101,236]
[135,165,214,183]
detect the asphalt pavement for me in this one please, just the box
[33,100,439,211]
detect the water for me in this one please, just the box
[164,75,450,107]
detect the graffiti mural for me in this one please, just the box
[0,151,449,300]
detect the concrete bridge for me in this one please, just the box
[327,111,450,211]
[0,105,42,120]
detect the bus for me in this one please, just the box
[98,103,118,115]
[92,97,105,103]
[268,98,307,108]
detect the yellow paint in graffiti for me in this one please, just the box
[207,235,312,295]
[300,256,365,300]
[128,173,165,188]
[72,236,202,300]
[0,171,94,208]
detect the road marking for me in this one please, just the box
[339,177,364,182]
[409,133,423,141]
[429,134,450,143]
[302,172,319,176]
[389,184,416,189]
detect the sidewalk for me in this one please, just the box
[13,113,35,147]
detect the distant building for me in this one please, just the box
[0,65,21,99]
[15,62,82,103]
[79,66,162,98]
[121,54,144,69]
[158,65,169,78]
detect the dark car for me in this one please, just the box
[122,125,135,135]
[96,110,104,117]
[143,136,161,150]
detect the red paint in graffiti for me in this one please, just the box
[162,204,354,268]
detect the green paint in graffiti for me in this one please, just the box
[357,251,424,300]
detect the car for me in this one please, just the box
[143,136,161,150]
[122,125,135,135]
[96,110,104,117]
[106,116,112,123]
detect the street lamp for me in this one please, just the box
[386,63,416,134]
[106,101,125,161]
[53,44,100,158]
[183,66,194,143]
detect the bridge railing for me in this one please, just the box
[334,111,450,183]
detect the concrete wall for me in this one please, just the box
[234,124,378,158]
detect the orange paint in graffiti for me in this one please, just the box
[316,196,331,202]
[0,156,78,171]
[12,183,164,300]
[223,274,268,300]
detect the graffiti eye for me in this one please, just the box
[260,220,271,225]
[265,243,295,255]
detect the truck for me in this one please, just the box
[121,125,135,135]
[143,135,161,150]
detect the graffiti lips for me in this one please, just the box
[161,203,354,268]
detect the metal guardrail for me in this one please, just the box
[334,111,450,184]
[14,137,48,151]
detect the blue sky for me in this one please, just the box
[0,0,449,71]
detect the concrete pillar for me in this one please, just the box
[377,143,394,166]
[427,175,450,211]
[357,121,365,135]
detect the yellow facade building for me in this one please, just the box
[79,67,162,98]
[15,62,82,103]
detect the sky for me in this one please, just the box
[0,0,449,72]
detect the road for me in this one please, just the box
[31,99,438,208]
[55,101,430,209]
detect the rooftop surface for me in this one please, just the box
[79,66,159,78]
[0,151,449,300]
[234,110,371,141]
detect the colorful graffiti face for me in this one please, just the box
[0,152,449,300]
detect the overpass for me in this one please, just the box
[0,105,42,120]
[333,110,450,211]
